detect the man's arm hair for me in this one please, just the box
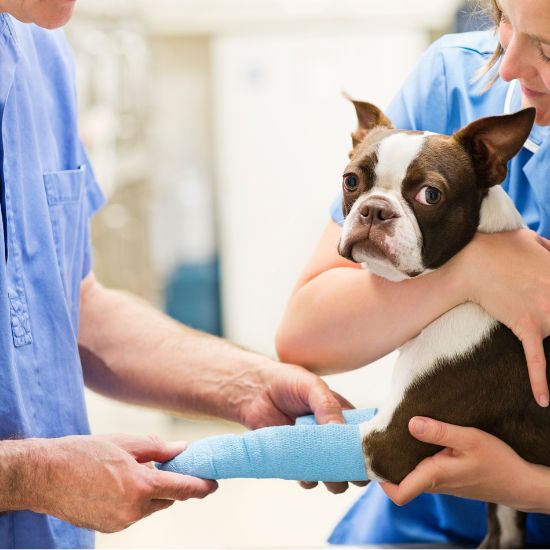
[0,439,39,512]
[78,272,269,424]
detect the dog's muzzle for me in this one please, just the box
[339,197,400,261]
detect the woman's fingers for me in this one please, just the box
[518,332,549,407]
[408,417,477,450]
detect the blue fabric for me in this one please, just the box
[160,408,376,481]
[0,15,105,548]
[0,95,5,259]
[329,31,550,547]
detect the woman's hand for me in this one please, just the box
[380,417,550,513]
[451,229,550,406]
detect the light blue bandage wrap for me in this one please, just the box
[159,408,377,482]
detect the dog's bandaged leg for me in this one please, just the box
[158,408,376,481]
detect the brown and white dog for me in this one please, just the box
[338,100,550,549]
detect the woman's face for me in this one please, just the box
[0,0,76,29]
[498,0,550,125]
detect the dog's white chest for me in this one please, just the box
[398,302,497,376]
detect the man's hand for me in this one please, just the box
[453,229,550,406]
[239,362,351,429]
[238,360,364,494]
[78,275,358,494]
[380,416,550,513]
[27,434,217,533]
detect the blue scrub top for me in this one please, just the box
[330,31,550,546]
[0,14,105,548]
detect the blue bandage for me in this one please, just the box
[159,408,377,482]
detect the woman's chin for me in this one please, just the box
[535,112,550,126]
[521,95,550,126]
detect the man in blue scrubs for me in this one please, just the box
[0,1,350,547]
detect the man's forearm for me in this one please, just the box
[78,276,268,423]
[0,440,37,512]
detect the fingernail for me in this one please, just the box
[539,394,549,407]
[411,418,427,435]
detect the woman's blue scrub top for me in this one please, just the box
[0,15,104,548]
[330,31,550,547]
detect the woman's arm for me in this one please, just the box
[277,223,550,407]
[276,221,463,375]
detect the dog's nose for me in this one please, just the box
[358,198,398,224]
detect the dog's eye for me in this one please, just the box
[415,186,441,205]
[343,174,359,192]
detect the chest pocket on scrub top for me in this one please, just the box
[43,166,87,306]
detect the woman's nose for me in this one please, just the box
[499,34,538,82]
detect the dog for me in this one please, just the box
[337,99,550,548]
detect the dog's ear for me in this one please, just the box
[453,108,535,188]
[344,94,393,148]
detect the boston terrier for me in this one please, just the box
[338,99,550,549]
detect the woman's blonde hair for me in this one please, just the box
[475,0,504,87]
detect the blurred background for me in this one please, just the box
[65,0,491,547]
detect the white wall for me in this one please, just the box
[213,29,427,355]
